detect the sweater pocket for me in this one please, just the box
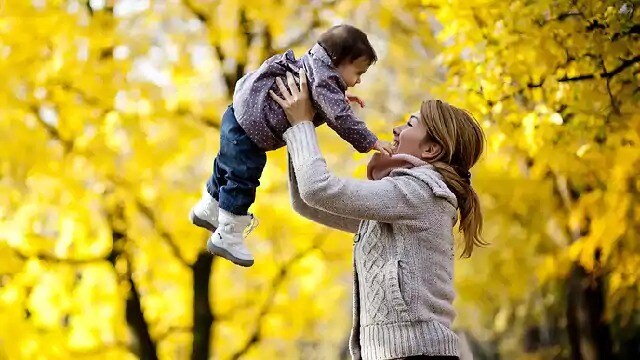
[386,260,411,321]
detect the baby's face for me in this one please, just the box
[336,57,371,88]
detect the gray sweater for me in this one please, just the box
[284,122,460,359]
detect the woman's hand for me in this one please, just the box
[269,69,315,126]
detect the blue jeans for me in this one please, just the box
[206,105,267,215]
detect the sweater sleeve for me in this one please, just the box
[314,75,377,153]
[287,155,360,233]
[284,121,426,223]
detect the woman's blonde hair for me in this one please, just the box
[420,100,487,257]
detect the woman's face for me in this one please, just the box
[392,112,430,158]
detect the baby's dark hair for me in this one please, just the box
[317,24,377,67]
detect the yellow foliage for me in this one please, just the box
[1,0,638,359]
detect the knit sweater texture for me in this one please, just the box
[284,121,460,359]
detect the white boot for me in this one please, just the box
[189,186,219,232]
[207,209,257,267]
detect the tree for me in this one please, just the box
[0,1,438,359]
[427,0,640,358]
[2,0,637,359]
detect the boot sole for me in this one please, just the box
[207,237,254,268]
[189,210,218,232]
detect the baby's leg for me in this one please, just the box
[208,106,266,267]
[206,157,226,201]
[191,105,237,232]
[205,105,234,201]
[216,109,267,215]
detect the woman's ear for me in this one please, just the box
[421,141,443,162]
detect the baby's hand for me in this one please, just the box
[372,140,394,156]
[346,94,365,108]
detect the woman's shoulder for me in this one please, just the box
[390,165,458,209]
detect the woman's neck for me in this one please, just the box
[367,153,429,180]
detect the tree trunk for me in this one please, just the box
[191,252,215,360]
[566,257,612,360]
[107,205,158,360]
[126,275,159,360]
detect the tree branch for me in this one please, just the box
[599,55,640,79]
[551,173,584,244]
[534,10,584,27]
[181,0,232,95]
[191,251,215,360]
[10,247,108,265]
[58,80,219,130]
[106,204,159,360]
[135,199,190,267]
[528,55,640,87]
[56,81,112,110]
[271,10,321,54]
[602,59,621,115]
[198,115,220,129]
[31,105,74,153]
[182,0,210,23]
[174,107,220,129]
[226,8,254,94]
[170,105,220,129]
[612,24,640,41]
[481,54,640,106]
[230,240,323,360]
[125,270,159,360]
[31,102,191,270]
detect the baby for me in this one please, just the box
[190,24,392,267]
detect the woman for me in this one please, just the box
[272,70,485,360]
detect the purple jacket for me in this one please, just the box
[232,44,377,152]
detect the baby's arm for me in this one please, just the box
[314,75,378,153]
[347,92,394,155]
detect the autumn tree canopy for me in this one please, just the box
[1,0,638,359]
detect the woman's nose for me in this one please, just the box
[393,125,404,138]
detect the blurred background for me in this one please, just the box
[0,0,638,359]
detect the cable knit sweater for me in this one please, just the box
[284,121,460,359]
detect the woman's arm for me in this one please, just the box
[287,155,360,233]
[284,122,427,223]
[273,70,427,223]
